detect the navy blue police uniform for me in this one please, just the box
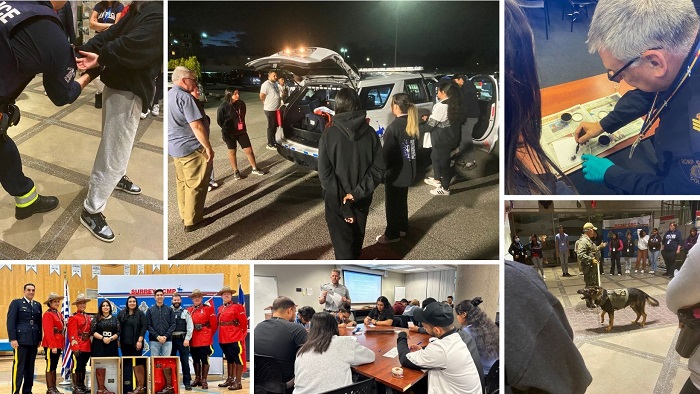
[595,33,700,194]
[1,1,83,218]
[7,296,43,394]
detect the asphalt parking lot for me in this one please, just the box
[167,87,499,260]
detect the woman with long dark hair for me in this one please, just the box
[609,232,623,275]
[421,82,462,196]
[456,298,499,375]
[363,296,394,326]
[318,87,385,259]
[376,93,419,244]
[508,234,526,264]
[117,296,147,394]
[217,88,265,180]
[293,313,375,394]
[530,234,544,279]
[91,300,120,357]
[505,0,575,194]
[636,229,649,273]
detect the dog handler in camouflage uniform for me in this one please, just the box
[577,223,607,295]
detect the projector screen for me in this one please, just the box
[343,270,382,304]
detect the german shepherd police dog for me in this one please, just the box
[577,286,660,332]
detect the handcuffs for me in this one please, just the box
[677,302,700,358]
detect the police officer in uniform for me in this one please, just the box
[574,0,700,194]
[576,223,607,306]
[217,286,247,391]
[188,289,217,389]
[1,1,93,220]
[7,283,43,394]
[67,294,92,394]
[318,269,351,312]
[170,293,193,390]
[41,292,65,394]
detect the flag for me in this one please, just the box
[60,279,72,380]
[238,282,245,306]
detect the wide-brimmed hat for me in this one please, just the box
[189,289,204,298]
[44,292,64,306]
[217,286,237,296]
[583,222,597,231]
[71,293,91,305]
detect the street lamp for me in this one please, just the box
[201,32,208,38]
[340,47,347,59]
[383,63,387,67]
[366,57,374,67]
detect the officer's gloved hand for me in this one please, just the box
[581,154,614,183]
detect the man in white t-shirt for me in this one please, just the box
[397,302,482,394]
[259,70,281,150]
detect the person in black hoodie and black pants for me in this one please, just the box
[318,88,385,259]
[376,93,418,244]
[75,1,162,243]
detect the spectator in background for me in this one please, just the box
[254,296,307,385]
[260,70,281,150]
[609,232,623,276]
[509,234,526,264]
[452,73,479,170]
[293,313,375,394]
[402,299,421,317]
[363,296,394,326]
[168,66,214,232]
[318,88,384,259]
[456,298,499,375]
[648,228,662,274]
[393,299,408,315]
[505,259,592,393]
[217,88,265,181]
[88,0,124,109]
[663,223,683,279]
[556,225,572,277]
[636,229,650,273]
[622,230,636,274]
[376,93,418,244]
[530,234,545,279]
[684,227,698,259]
[278,76,289,103]
[295,306,315,329]
[421,82,461,196]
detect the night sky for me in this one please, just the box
[169,1,499,73]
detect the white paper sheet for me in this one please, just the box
[382,347,399,358]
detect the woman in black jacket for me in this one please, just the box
[508,235,527,264]
[318,88,385,259]
[622,231,636,274]
[217,88,265,180]
[376,93,419,244]
[118,296,147,393]
[609,232,623,275]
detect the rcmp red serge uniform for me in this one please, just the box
[189,303,218,347]
[41,308,65,349]
[218,302,247,368]
[68,311,92,353]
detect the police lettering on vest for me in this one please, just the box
[0,2,21,25]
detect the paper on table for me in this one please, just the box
[382,347,399,358]
[552,137,586,168]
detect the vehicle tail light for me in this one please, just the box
[490,104,495,118]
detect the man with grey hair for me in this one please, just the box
[573,0,700,194]
[168,66,214,232]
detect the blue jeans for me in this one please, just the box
[649,250,660,272]
[149,340,172,356]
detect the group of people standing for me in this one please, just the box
[7,284,247,394]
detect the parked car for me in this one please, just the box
[229,68,263,90]
[247,47,499,172]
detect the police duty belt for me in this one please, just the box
[0,104,20,141]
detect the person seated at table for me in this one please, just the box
[402,299,421,317]
[393,298,408,315]
[456,297,499,375]
[569,0,700,195]
[293,312,375,394]
[335,302,356,328]
[295,306,315,329]
[504,0,576,195]
[409,297,438,332]
[397,302,482,393]
[363,296,394,326]
[254,296,307,385]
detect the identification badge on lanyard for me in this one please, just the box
[237,121,244,131]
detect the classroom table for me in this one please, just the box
[540,73,658,194]
[340,325,431,392]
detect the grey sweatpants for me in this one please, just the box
[84,86,141,214]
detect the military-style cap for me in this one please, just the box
[71,293,92,305]
[217,286,237,296]
[583,222,597,231]
[44,292,64,306]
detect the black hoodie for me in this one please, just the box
[318,110,385,211]
[78,1,163,112]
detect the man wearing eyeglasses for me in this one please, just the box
[168,66,214,232]
[573,0,700,194]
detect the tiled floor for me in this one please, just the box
[0,77,163,259]
[539,264,692,394]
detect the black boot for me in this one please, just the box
[95,93,102,109]
[15,195,59,220]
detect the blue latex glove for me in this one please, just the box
[581,154,614,183]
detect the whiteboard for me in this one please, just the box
[254,276,279,327]
[394,286,406,302]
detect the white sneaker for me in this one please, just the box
[649,271,654,274]
[151,104,159,116]
[430,186,450,196]
[625,270,630,274]
[140,110,149,119]
[424,177,442,187]
[641,270,645,273]
[542,275,547,279]
[635,270,638,273]
[617,273,621,276]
